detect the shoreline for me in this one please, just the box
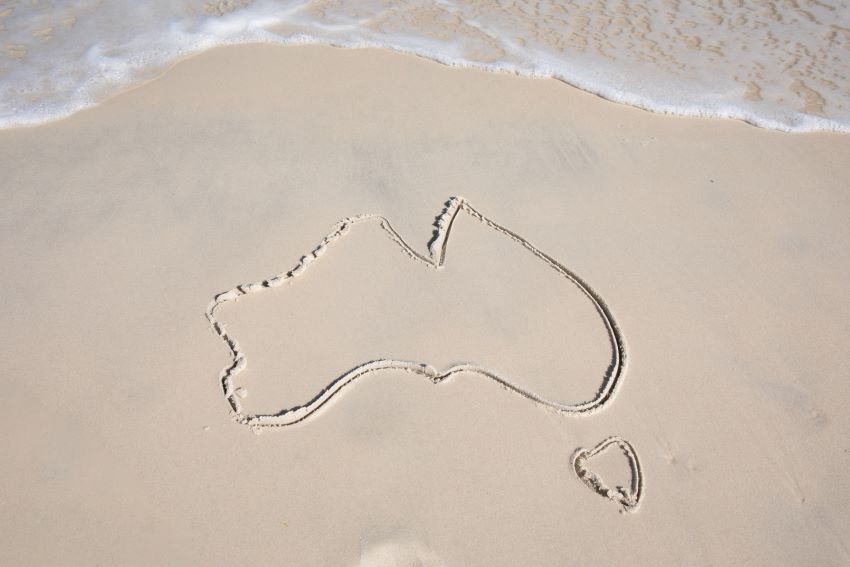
[3,41,849,134]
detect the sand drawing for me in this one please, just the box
[206,196,641,510]
[572,436,644,513]
[206,196,626,426]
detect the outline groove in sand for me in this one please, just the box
[572,436,644,513]
[206,196,627,428]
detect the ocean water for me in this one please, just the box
[1,0,849,131]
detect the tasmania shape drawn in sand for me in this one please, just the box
[573,436,644,513]
[206,196,642,510]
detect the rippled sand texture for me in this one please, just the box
[291,0,850,129]
[1,0,849,129]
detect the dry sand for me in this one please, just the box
[1,44,849,565]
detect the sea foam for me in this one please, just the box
[1,0,849,131]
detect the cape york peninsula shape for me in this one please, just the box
[205,197,627,428]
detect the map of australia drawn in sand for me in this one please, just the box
[206,197,627,428]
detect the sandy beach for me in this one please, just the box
[2,44,850,565]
